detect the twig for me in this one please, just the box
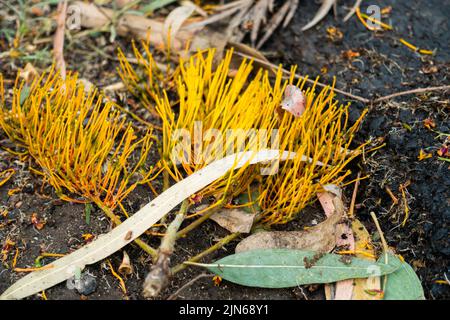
[370,211,389,291]
[348,172,361,218]
[233,51,371,103]
[142,199,190,298]
[167,273,214,300]
[53,0,68,79]
[385,186,399,205]
[171,232,240,274]
[176,201,228,238]
[14,265,54,272]
[373,85,450,103]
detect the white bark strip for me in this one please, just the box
[1,149,298,300]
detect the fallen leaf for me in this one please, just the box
[281,85,305,117]
[421,65,438,74]
[235,211,341,253]
[380,254,425,300]
[210,208,256,233]
[317,189,356,300]
[190,249,399,289]
[163,5,196,48]
[0,149,296,300]
[302,0,337,31]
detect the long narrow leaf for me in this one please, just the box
[189,249,400,288]
[0,150,296,300]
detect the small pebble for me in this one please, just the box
[66,272,97,296]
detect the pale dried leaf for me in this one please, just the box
[343,0,362,22]
[75,1,195,52]
[256,0,291,49]
[249,0,273,46]
[0,149,295,300]
[163,6,196,47]
[211,208,256,233]
[282,0,299,28]
[185,5,245,30]
[281,85,306,118]
[302,0,337,31]
[181,0,208,17]
[351,219,382,300]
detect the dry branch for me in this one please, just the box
[74,1,226,54]
[53,0,68,78]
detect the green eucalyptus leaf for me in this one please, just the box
[380,254,425,300]
[197,249,399,288]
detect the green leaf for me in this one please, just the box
[85,203,93,225]
[19,85,30,105]
[379,254,425,300]
[193,249,399,288]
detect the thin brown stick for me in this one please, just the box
[348,172,361,218]
[373,85,450,103]
[167,273,214,300]
[234,51,371,103]
[171,232,240,274]
[53,0,68,79]
[370,211,389,291]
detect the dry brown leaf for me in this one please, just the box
[317,188,356,300]
[75,1,196,53]
[235,209,342,253]
[75,1,226,56]
[210,208,256,234]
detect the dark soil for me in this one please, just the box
[0,0,449,300]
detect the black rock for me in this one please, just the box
[66,272,97,296]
